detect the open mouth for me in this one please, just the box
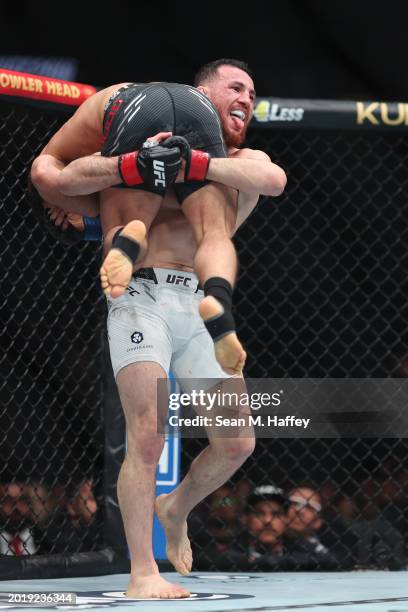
[230,109,246,129]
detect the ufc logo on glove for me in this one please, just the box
[153,159,166,188]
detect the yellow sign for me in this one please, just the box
[356,102,408,126]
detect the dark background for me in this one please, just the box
[0,0,407,100]
[1,0,408,571]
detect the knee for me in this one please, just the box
[140,440,165,466]
[126,413,166,467]
[215,436,255,465]
[128,434,165,467]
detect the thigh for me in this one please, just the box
[180,182,238,243]
[116,361,168,438]
[171,315,230,392]
[172,334,252,440]
[107,302,172,381]
[100,188,162,238]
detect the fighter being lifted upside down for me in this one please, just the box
[30,59,286,599]
[30,59,286,376]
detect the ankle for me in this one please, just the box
[158,493,188,522]
[130,563,159,579]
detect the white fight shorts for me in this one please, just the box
[107,268,230,389]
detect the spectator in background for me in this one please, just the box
[244,485,288,565]
[381,467,408,539]
[196,483,341,571]
[25,482,55,525]
[320,481,337,508]
[234,478,252,514]
[34,479,100,554]
[324,482,406,570]
[285,485,338,569]
[66,479,98,529]
[195,484,290,570]
[206,485,241,548]
[0,483,39,555]
[193,484,243,570]
[349,484,406,569]
[286,486,324,545]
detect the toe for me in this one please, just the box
[111,286,124,299]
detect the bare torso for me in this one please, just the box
[141,189,259,271]
[100,147,260,272]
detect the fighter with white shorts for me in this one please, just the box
[31,59,286,599]
[108,267,229,391]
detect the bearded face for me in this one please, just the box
[199,65,255,149]
[221,111,249,148]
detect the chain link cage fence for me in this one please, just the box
[0,71,129,578]
[188,101,408,572]
[1,73,408,576]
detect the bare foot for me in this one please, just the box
[199,296,246,375]
[126,574,190,599]
[155,494,193,576]
[100,220,146,298]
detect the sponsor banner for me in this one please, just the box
[252,98,408,130]
[0,68,96,106]
[157,378,408,438]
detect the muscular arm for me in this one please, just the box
[31,140,286,215]
[30,83,128,215]
[206,149,287,197]
[32,153,120,199]
[30,154,100,215]
[37,129,174,197]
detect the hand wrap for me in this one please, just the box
[162,136,210,181]
[118,141,181,190]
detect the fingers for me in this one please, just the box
[47,206,68,228]
[66,213,85,231]
[175,167,185,183]
[146,131,173,144]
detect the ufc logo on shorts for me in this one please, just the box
[153,159,166,187]
[167,274,191,287]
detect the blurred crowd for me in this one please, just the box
[0,480,99,556]
[191,470,408,571]
[2,467,408,571]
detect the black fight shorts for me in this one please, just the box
[101,82,227,201]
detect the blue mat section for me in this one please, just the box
[0,571,407,611]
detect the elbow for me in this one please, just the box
[268,168,287,196]
[31,155,73,197]
[30,156,51,193]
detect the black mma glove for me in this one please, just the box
[118,141,181,189]
[162,135,210,181]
